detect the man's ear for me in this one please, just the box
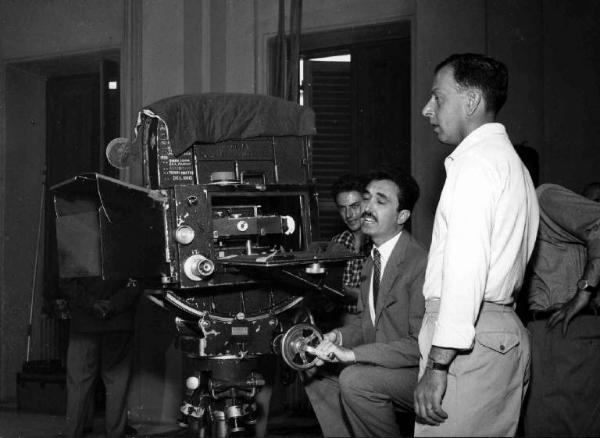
[465,89,482,117]
[397,209,411,225]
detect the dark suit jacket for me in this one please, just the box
[62,277,142,333]
[338,231,427,368]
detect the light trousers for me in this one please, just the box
[415,301,530,437]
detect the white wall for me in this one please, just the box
[141,0,185,104]
[0,0,122,60]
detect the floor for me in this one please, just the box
[0,402,321,438]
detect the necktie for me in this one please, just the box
[372,248,381,308]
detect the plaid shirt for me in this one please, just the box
[331,230,371,288]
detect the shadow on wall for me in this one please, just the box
[514,142,540,187]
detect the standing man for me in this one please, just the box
[414,53,539,436]
[63,277,141,438]
[305,168,427,437]
[523,183,600,436]
[329,174,371,312]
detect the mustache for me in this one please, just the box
[361,212,377,221]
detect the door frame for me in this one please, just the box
[268,20,410,97]
[0,47,122,400]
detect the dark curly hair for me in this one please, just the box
[367,167,420,212]
[331,174,367,202]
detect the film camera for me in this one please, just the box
[51,94,354,436]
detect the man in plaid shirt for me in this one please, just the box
[329,175,372,312]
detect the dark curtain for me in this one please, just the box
[273,0,302,102]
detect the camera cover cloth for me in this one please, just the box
[136,93,316,156]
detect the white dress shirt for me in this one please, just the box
[369,231,402,325]
[423,123,539,349]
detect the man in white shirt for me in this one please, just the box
[304,168,427,437]
[413,53,539,436]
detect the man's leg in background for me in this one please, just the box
[66,332,100,438]
[101,331,133,438]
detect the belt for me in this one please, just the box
[529,307,600,321]
[425,300,514,313]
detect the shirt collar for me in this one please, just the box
[342,229,366,244]
[372,230,402,262]
[340,230,354,242]
[447,122,507,162]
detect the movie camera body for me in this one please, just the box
[51,94,351,436]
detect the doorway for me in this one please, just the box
[1,50,120,400]
[44,56,120,302]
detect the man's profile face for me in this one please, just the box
[361,179,404,246]
[421,65,468,146]
[336,190,364,232]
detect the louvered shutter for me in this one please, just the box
[304,60,353,239]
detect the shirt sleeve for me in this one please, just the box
[433,157,498,349]
[584,226,600,288]
[538,184,600,287]
[109,279,143,314]
[60,278,95,312]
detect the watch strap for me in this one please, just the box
[426,358,450,371]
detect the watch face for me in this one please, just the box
[578,279,590,290]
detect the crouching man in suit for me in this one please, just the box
[304,168,427,437]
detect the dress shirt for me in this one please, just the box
[527,184,600,311]
[369,231,402,324]
[423,123,539,349]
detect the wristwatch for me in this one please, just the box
[426,358,450,372]
[577,279,597,292]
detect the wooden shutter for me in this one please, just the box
[304,60,353,239]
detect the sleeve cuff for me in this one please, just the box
[334,329,343,346]
[432,320,475,350]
